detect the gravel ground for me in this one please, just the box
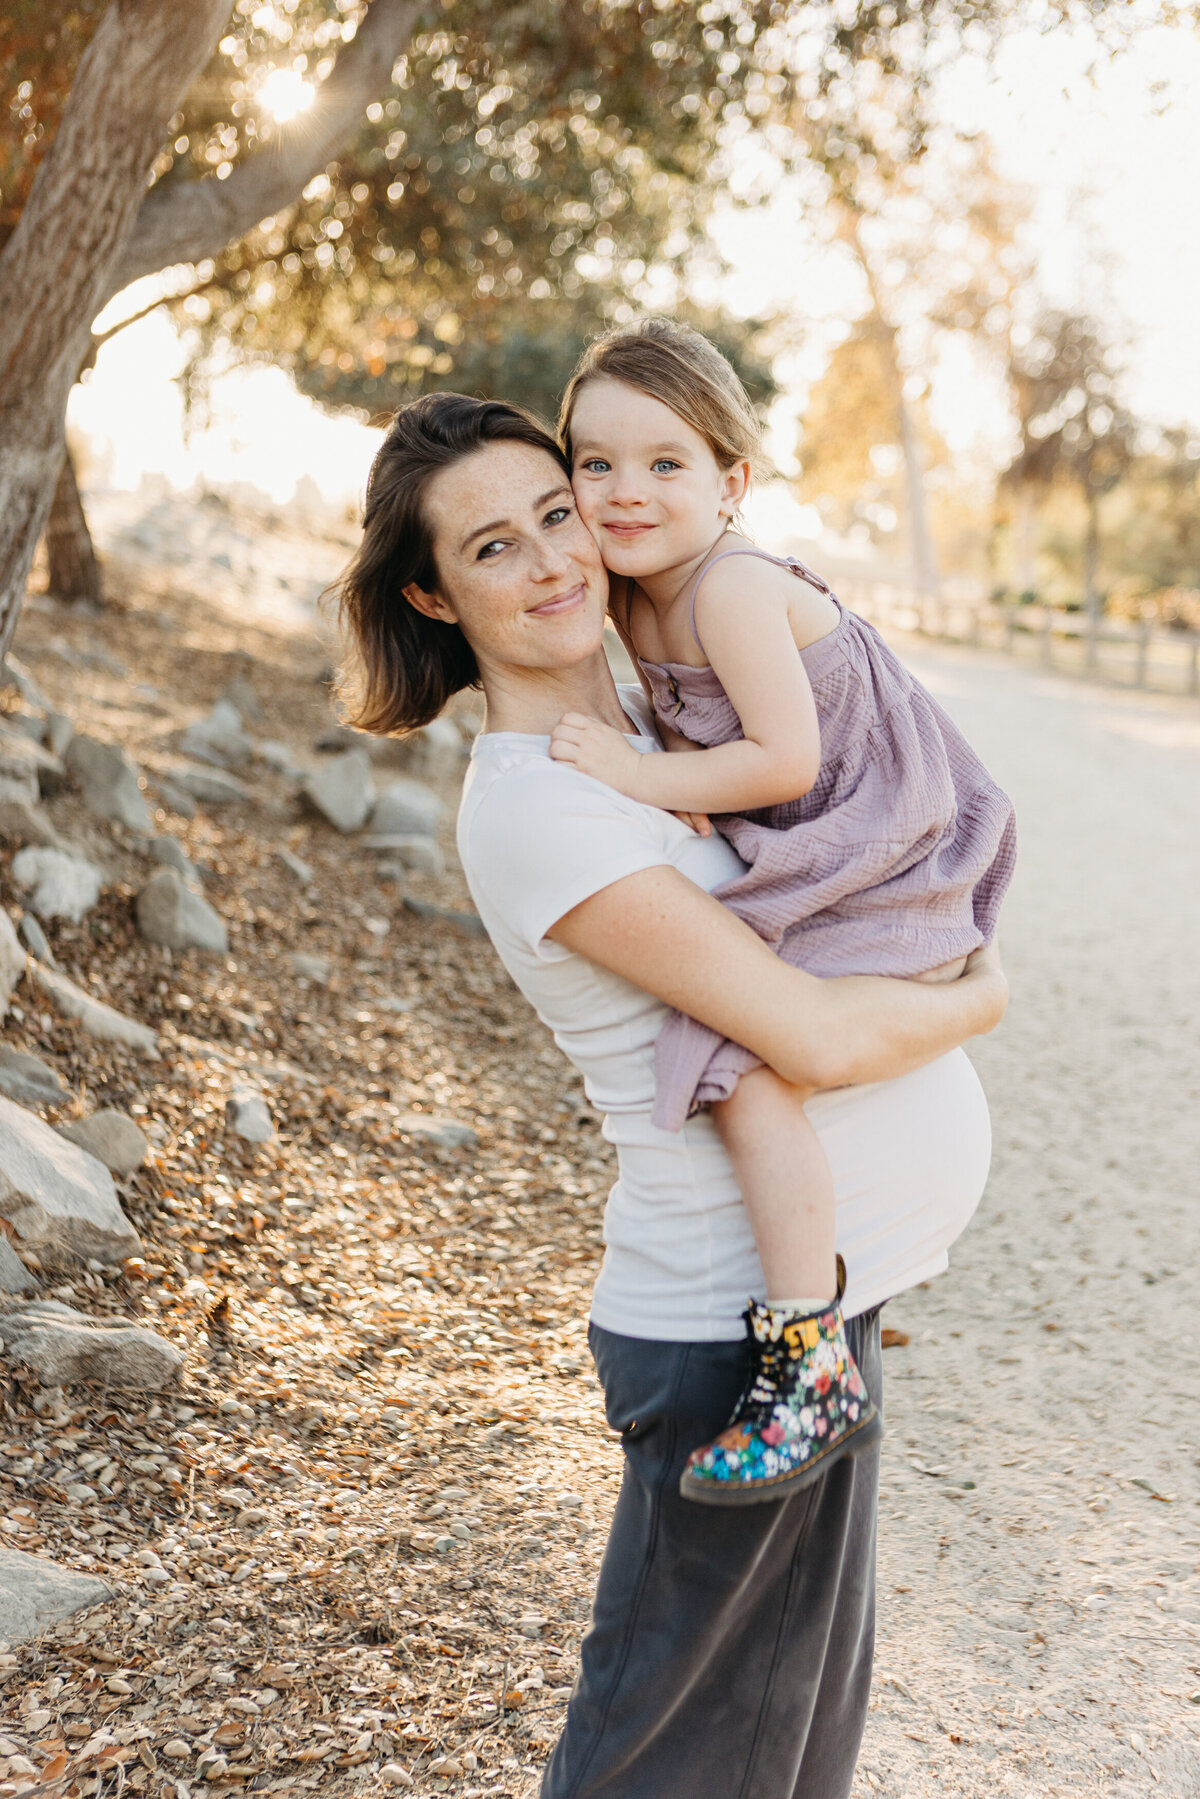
[1,514,1197,1799]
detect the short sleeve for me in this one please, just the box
[460,759,672,960]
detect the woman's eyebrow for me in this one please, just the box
[459,485,571,553]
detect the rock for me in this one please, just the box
[395,1112,478,1150]
[276,845,313,884]
[180,700,254,770]
[0,1046,69,1108]
[371,776,444,839]
[136,868,228,953]
[403,896,488,939]
[0,796,63,848]
[0,1094,142,1264]
[17,913,54,964]
[1,653,51,712]
[363,833,445,874]
[65,734,152,831]
[0,1546,111,1642]
[218,674,264,724]
[153,776,197,819]
[0,911,24,1018]
[302,748,374,832]
[379,1763,413,1787]
[259,739,302,777]
[163,765,252,807]
[0,729,42,807]
[150,835,201,885]
[290,952,330,984]
[11,847,103,924]
[29,963,158,1057]
[0,1239,38,1294]
[226,1087,274,1144]
[0,1295,185,1388]
[8,710,45,745]
[45,712,74,759]
[416,715,464,776]
[59,1111,148,1177]
[0,1299,184,1389]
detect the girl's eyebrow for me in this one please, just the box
[458,484,572,552]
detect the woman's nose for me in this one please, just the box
[530,535,571,577]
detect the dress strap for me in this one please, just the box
[685,546,833,652]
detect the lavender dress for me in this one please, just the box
[639,548,1017,1132]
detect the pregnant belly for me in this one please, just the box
[808,1047,993,1319]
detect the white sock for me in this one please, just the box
[765,1295,835,1315]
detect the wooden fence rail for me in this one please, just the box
[822,571,1200,701]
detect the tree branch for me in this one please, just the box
[106,0,424,301]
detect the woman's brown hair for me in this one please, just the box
[559,316,770,481]
[335,392,568,736]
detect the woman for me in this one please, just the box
[337,394,1006,1799]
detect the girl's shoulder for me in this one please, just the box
[691,546,839,650]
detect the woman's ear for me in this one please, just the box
[718,458,751,517]
[402,582,458,625]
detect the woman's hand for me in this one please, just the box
[550,712,647,798]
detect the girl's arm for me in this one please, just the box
[551,564,820,814]
[548,865,1008,1091]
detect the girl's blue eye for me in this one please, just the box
[579,458,610,474]
[652,458,681,474]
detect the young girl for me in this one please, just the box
[549,319,1016,1506]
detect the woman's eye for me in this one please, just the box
[652,458,681,474]
[476,538,506,561]
[545,505,574,526]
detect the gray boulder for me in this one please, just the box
[0,1238,38,1294]
[363,832,445,874]
[0,1546,111,1642]
[303,748,374,832]
[45,711,74,759]
[0,1094,142,1264]
[136,868,228,953]
[226,1086,274,1144]
[218,673,264,724]
[164,764,252,807]
[153,776,198,819]
[0,796,63,848]
[0,729,42,807]
[0,1299,183,1389]
[17,912,54,964]
[150,835,202,885]
[276,845,313,884]
[396,1112,478,1150]
[65,734,152,831]
[59,1110,148,1177]
[0,910,23,1018]
[371,776,444,838]
[180,699,254,770]
[0,1046,68,1108]
[290,951,330,983]
[11,846,103,923]
[30,964,158,1056]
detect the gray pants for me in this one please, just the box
[541,1309,882,1799]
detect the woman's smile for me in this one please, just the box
[527,580,588,617]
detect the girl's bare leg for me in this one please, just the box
[711,1064,837,1303]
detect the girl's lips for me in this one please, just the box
[528,582,587,617]
[603,521,655,536]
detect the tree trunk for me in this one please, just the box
[0,0,229,662]
[44,444,104,605]
[894,378,939,605]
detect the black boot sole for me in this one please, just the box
[678,1403,883,1507]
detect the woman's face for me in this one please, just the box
[406,440,609,680]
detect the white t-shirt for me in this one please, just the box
[456,688,991,1342]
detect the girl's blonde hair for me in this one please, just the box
[559,317,771,481]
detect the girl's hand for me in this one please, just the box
[673,810,712,837]
[550,712,646,798]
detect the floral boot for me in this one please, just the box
[679,1264,881,1506]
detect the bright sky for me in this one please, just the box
[73,17,1200,518]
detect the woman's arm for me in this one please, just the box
[548,865,1007,1091]
[552,569,820,813]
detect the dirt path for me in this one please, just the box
[1,540,1197,1799]
[856,638,1200,1799]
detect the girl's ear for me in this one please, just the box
[402,582,458,625]
[718,457,751,517]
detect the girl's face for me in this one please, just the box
[403,439,610,681]
[569,376,749,582]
